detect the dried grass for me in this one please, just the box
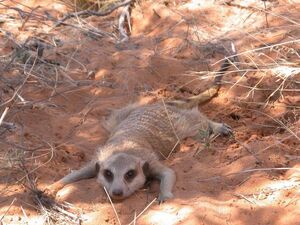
[0,0,299,224]
[59,0,120,11]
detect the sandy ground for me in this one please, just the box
[0,0,300,224]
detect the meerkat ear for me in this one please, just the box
[95,162,100,173]
[142,161,150,178]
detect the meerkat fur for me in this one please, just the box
[46,58,234,203]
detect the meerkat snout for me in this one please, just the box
[95,153,148,200]
[112,189,123,197]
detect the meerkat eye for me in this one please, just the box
[103,169,113,182]
[124,169,136,182]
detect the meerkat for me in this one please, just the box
[46,57,234,203]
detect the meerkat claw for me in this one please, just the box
[158,192,174,204]
[220,123,233,136]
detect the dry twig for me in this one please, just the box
[55,0,133,27]
[198,167,300,182]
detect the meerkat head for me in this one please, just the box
[95,152,150,200]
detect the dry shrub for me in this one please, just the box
[58,0,121,11]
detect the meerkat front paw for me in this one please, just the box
[218,123,233,136]
[43,187,58,198]
[158,192,174,204]
[210,122,233,136]
[43,182,64,198]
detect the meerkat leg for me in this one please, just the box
[46,161,97,195]
[150,161,176,203]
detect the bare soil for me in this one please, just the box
[0,0,299,224]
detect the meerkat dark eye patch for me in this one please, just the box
[142,162,150,178]
[103,169,113,182]
[124,169,136,182]
[95,162,100,173]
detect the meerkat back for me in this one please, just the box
[104,102,210,158]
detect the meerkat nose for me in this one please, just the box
[112,189,123,197]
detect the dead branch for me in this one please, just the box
[118,4,131,42]
[0,140,44,152]
[54,0,133,27]
[0,121,17,131]
[0,107,9,127]
[0,198,17,223]
[19,6,41,31]
[103,187,122,225]
[128,197,157,225]
[198,167,300,182]
[0,3,45,21]
[19,161,81,224]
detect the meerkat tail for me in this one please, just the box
[183,57,232,107]
[168,59,228,109]
[169,43,237,109]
